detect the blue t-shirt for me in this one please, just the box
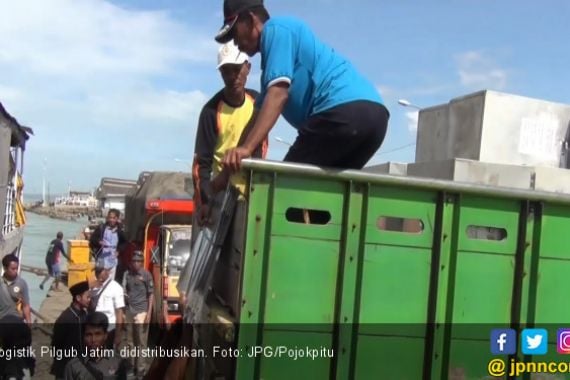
[257,16,384,130]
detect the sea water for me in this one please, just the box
[19,212,87,310]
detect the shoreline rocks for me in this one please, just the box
[24,204,101,221]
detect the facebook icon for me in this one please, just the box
[491,329,516,355]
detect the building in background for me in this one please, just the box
[95,177,137,215]
[54,191,98,208]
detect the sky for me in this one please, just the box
[1,0,569,194]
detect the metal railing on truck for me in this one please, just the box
[188,158,570,380]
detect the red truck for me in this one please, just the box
[123,172,194,335]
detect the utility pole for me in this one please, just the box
[42,158,47,207]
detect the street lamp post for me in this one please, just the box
[274,137,292,147]
[173,158,193,171]
[398,99,422,110]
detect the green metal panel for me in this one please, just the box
[444,196,521,380]
[429,194,456,380]
[538,204,570,260]
[533,205,570,323]
[238,172,346,379]
[451,196,520,328]
[257,331,334,380]
[335,182,365,380]
[236,171,274,379]
[518,204,536,328]
[231,160,570,380]
[271,175,345,241]
[353,335,425,380]
[264,236,339,326]
[523,203,543,328]
[456,196,519,254]
[358,184,437,331]
[353,185,437,378]
[533,260,570,323]
[359,245,431,328]
[451,252,514,324]
[365,186,436,248]
[446,338,500,379]
[262,173,347,325]
[531,204,570,326]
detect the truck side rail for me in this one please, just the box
[241,158,570,205]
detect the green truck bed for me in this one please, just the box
[190,159,570,380]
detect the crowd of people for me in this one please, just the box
[52,209,153,380]
[0,209,154,380]
[49,247,153,380]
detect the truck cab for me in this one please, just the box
[136,197,194,330]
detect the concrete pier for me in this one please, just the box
[31,285,71,379]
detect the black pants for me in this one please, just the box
[284,100,389,169]
[115,261,127,284]
[106,328,116,350]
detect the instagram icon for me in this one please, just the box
[557,329,570,354]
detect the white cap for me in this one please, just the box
[217,41,248,69]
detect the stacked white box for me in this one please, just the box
[415,90,570,168]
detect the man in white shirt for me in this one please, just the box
[90,266,125,349]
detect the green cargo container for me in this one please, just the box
[187,159,570,380]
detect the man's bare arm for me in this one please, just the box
[222,83,289,172]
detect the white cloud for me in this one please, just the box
[87,87,207,123]
[456,51,508,90]
[406,111,419,134]
[0,0,218,193]
[0,0,213,78]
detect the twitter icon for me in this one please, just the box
[521,329,548,355]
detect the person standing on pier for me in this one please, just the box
[40,231,72,291]
[0,272,34,379]
[1,254,31,324]
[89,209,127,282]
[90,266,125,350]
[50,281,91,380]
[123,251,154,378]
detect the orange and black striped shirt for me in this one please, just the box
[192,88,268,206]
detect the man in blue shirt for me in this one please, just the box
[215,0,389,171]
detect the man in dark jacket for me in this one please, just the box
[50,281,91,380]
[89,209,128,282]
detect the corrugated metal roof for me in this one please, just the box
[0,101,33,149]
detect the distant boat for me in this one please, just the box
[0,101,33,264]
